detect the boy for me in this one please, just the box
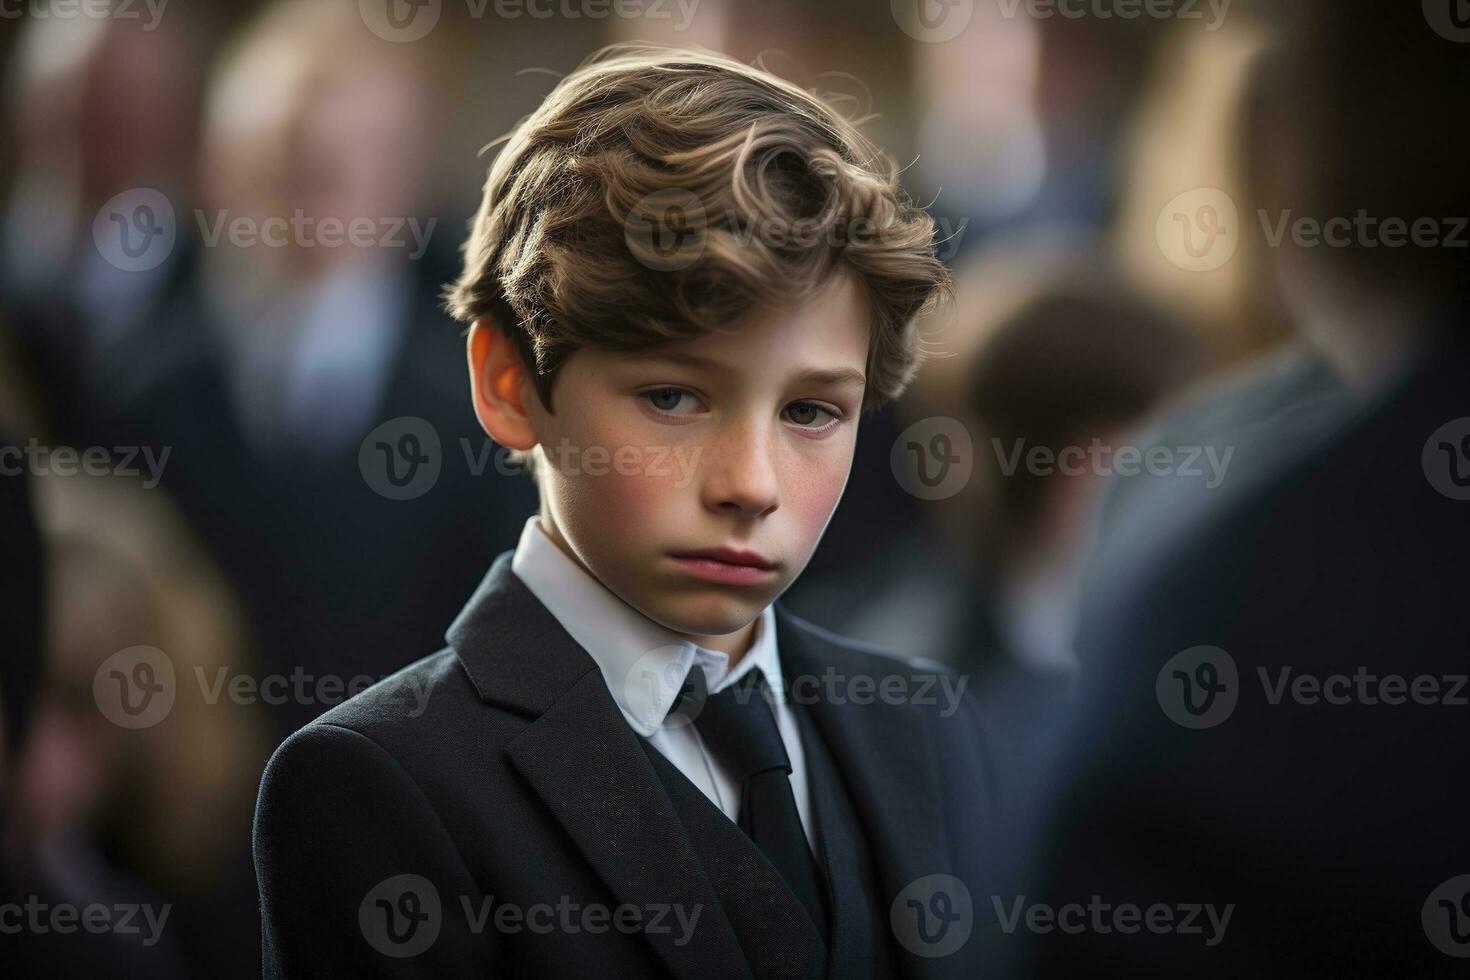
[254,44,991,978]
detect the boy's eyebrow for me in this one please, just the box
[794,367,867,388]
[628,351,866,387]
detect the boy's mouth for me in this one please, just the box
[666,546,779,586]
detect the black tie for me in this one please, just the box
[673,668,828,943]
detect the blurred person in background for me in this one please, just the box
[1031,2,1470,973]
[117,0,537,735]
[1,459,214,976]
[1,11,204,445]
[785,7,1179,628]
[808,277,1199,975]
[5,471,271,979]
[958,284,1199,971]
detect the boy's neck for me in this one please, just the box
[535,513,759,667]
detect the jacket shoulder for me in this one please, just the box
[777,605,958,678]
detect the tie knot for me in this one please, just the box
[676,670,790,781]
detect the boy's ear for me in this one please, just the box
[467,318,538,451]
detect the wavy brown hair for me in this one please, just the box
[445,43,949,411]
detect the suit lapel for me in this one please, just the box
[791,702,878,980]
[448,554,750,980]
[774,606,955,980]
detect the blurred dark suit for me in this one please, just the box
[1030,320,1470,975]
[119,251,537,734]
[0,436,43,761]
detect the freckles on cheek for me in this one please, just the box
[786,453,851,538]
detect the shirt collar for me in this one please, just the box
[509,516,785,737]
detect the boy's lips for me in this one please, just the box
[666,546,780,585]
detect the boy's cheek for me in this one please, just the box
[784,452,855,551]
[568,454,684,533]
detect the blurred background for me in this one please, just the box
[1,0,1466,975]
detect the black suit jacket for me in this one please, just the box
[254,553,994,978]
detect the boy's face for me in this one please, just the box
[525,269,870,651]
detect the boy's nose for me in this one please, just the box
[701,421,781,519]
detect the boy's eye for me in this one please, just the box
[784,401,840,430]
[640,386,703,416]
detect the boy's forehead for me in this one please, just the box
[617,271,871,377]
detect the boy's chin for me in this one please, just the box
[639,593,768,642]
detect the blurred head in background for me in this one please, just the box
[966,284,1200,672]
[196,0,438,456]
[199,0,432,296]
[1248,2,1470,381]
[2,12,200,311]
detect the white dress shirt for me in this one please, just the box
[510,516,816,853]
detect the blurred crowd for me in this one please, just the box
[1,0,1466,976]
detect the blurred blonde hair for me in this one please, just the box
[32,473,270,892]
